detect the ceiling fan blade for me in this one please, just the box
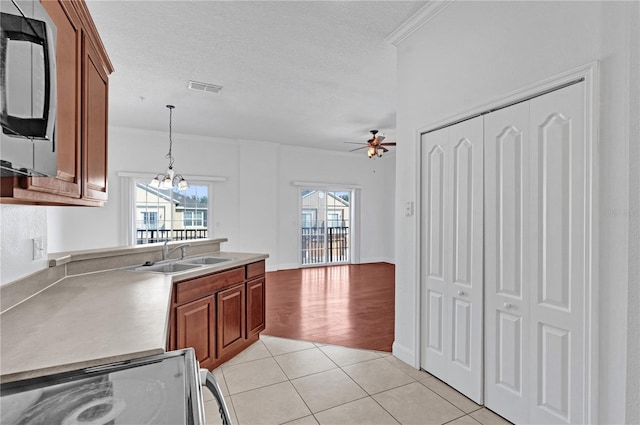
[381,146,389,152]
[344,142,366,145]
[380,142,397,146]
[349,146,369,152]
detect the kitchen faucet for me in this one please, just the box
[162,241,191,261]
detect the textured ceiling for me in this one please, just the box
[85,1,426,152]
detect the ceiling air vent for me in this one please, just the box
[188,80,223,94]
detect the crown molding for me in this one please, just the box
[385,0,455,46]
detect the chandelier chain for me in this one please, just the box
[165,105,175,169]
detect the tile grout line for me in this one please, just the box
[219,337,491,425]
[415,376,484,416]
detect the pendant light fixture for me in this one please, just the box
[150,105,188,190]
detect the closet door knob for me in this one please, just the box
[504,302,513,309]
[457,290,465,296]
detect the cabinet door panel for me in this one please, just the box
[247,277,265,337]
[33,0,81,197]
[82,35,108,201]
[217,284,246,357]
[176,295,216,369]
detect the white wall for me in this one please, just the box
[0,206,48,285]
[393,1,638,423]
[43,125,395,271]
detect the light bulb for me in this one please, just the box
[161,176,173,189]
[178,178,188,190]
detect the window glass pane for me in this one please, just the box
[134,182,209,245]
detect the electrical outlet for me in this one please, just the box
[32,237,44,260]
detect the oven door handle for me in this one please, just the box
[200,368,233,425]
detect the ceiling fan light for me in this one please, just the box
[377,148,384,157]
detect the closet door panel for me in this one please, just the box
[447,117,484,403]
[484,101,531,425]
[421,116,484,403]
[421,129,450,380]
[529,82,585,425]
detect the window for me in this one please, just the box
[328,212,341,228]
[133,181,211,245]
[301,211,315,228]
[184,210,207,228]
[138,211,158,230]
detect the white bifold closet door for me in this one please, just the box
[420,116,484,403]
[484,82,586,424]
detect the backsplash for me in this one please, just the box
[0,205,48,285]
[1,238,226,313]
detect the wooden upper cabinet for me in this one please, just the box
[0,0,112,206]
[82,33,109,201]
[34,0,82,199]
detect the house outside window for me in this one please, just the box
[138,211,158,230]
[184,210,207,228]
[301,211,315,228]
[328,212,341,227]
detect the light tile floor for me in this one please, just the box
[203,335,512,425]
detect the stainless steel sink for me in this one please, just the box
[179,256,231,265]
[130,262,204,274]
[122,256,232,274]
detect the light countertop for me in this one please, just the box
[0,251,267,384]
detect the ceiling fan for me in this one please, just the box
[347,130,396,158]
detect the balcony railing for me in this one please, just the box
[137,229,209,245]
[301,226,349,265]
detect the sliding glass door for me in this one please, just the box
[300,188,351,266]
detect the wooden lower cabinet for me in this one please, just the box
[171,260,266,370]
[217,283,246,357]
[176,295,216,369]
[247,277,266,337]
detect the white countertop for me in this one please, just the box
[0,251,268,384]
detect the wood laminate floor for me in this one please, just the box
[263,263,395,352]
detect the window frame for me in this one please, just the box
[118,172,225,246]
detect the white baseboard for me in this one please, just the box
[269,260,395,272]
[392,341,418,368]
[358,257,396,265]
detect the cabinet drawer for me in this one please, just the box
[176,267,244,304]
[246,260,265,279]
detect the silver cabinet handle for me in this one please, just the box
[504,302,513,309]
[457,290,465,296]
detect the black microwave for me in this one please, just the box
[0,0,57,177]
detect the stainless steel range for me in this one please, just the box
[0,349,231,425]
